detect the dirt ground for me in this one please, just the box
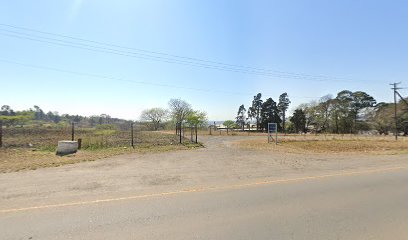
[1,135,407,210]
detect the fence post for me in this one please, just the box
[0,120,3,148]
[71,122,75,141]
[77,138,82,150]
[195,125,198,143]
[179,123,182,144]
[131,122,134,148]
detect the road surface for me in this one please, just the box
[1,166,408,240]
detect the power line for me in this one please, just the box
[0,59,320,99]
[0,29,346,81]
[0,23,375,83]
[2,30,335,81]
[0,23,357,81]
[1,23,332,79]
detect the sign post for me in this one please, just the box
[268,123,278,145]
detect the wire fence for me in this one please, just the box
[1,122,407,150]
[204,127,407,142]
[0,123,180,149]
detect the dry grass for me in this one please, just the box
[0,127,203,173]
[234,137,408,155]
[0,143,201,173]
[1,127,181,149]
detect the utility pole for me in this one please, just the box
[390,82,402,140]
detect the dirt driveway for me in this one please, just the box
[1,135,407,210]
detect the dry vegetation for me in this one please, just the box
[1,127,181,149]
[0,127,201,173]
[234,136,408,155]
[0,144,197,173]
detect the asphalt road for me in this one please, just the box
[1,167,407,240]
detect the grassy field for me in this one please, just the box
[0,126,201,173]
[234,136,408,154]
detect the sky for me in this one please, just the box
[1,0,408,121]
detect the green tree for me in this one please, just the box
[277,93,291,133]
[350,91,376,133]
[1,105,15,116]
[33,105,45,120]
[290,109,306,133]
[235,104,246,130]
[248,93,263,131]
[334,90,354,133]
[260,98,281,131]
[186,111,208,128]
[223,120,237,129]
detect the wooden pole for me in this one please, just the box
[0,120,3,148]
[131,122,134,148]
[71,122,75,141]
[394,84,398,140]
[190,127,192,142]
[182,123,185,139]
[179,123,182,144]
[195,125,198,143]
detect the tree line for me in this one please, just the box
[0,105,131,129]
[140,98,207,130]
[233,90,408,135]
[0,98,208,132]
[232,92,291,132]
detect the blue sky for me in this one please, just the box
[1,0,407,120]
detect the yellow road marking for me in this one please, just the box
[1,166,406,214]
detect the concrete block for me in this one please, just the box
[56,141,78,156]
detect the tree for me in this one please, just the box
[223,120,237,129]
[98,114,111,124]
[334,90,354,133]
[290,109,306,133]
[298,102,317,132]
[1,105,15,116]
[277,93,291,133]
[33,105,45,120]
[46,111,61,123]
[316,95,333,132]
[350,91,376,133]
[186,111,208,128]
[235,104,246,130]
[260,98,281,131]
[168,98,193,124]
[248,93,263,131]
[370,100,407,135]
[140,108,168,131]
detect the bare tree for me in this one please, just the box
[140,108,168,131]
[168,98,193,124]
